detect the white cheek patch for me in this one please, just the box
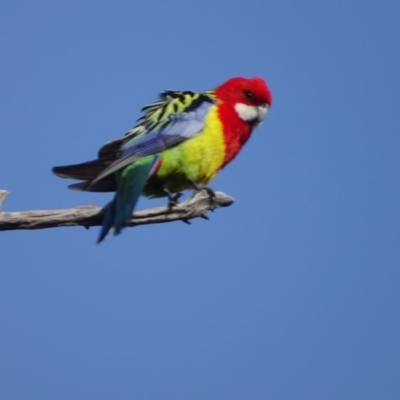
[235,103,259,122]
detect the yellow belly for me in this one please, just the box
[156,106,226,191]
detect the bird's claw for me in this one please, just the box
[168,192,183,208]
[203,187,216,201]
[163,187,183,208]
[189,180,216,204]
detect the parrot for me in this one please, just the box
[52,76,273,242]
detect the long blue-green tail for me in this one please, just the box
[97,155,161,243]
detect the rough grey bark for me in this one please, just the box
[0,189,234,231]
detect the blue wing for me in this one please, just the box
[88,97,213,187]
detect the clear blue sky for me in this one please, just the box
[1,1,399,399]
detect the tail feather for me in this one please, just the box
[69,179,117,192]
[98,137,125,159]
[97,200,116,244]
[97,155,161,243]
[52,159,107,180]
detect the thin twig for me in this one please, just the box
[0,189,234,231]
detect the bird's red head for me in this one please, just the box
[215,77,272,107]
[214,77,272,124]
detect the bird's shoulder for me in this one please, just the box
[130,89,216,137]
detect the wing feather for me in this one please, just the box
[87,91,215,187]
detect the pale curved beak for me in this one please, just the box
[257,104,269,122]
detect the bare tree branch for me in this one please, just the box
[0,189,234,231]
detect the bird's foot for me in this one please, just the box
[188,180,216,213]
[203,187,216,202]
[168,192,183,208]
[189,180,216,202]
[162,186,188,225]
[163,186,183,208]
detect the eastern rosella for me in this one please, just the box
[53,77,272,242]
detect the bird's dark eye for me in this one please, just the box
[244,90,254,100]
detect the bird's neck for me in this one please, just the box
[217,102,253,169]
